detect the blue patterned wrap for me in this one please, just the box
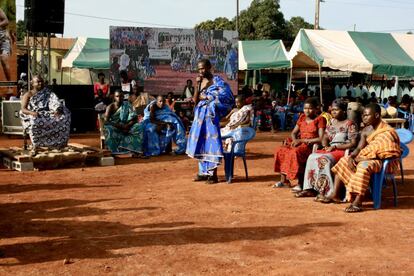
[142,100,187,156]
[186,75,235,175]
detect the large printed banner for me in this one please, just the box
[0,0,17,95]
[110,27,238,95]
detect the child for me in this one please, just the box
[178,110,190,132]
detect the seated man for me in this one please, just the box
[325,103,401,212]
[104,90,143,154]
[142,95,186,156]
[20,75,71,151]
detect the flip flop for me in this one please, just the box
[344,204,363,213]
[291,185,302,193]
[273,181,285,188]
[314,194,325,202]
[319,197,342,204]
[295,189,317,198]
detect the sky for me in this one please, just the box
[16,0,414,38]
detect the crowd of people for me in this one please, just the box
[18,59,409,213]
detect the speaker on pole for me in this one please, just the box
[24,0,65,34]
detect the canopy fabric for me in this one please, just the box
[62,37,109,69]
[289,29,414,77]
[238,40,291,70]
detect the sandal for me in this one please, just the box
[319,196,342,204]
[193,174,208,182]
[291,185,302,193]
[295,189,317,198]
[205,176,218,184]
[314,194,325,202]
[344,204,363,213]
[272,181,285,188]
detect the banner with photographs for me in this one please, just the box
[0,0,17,96]
[110,27,238,95]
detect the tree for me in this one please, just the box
[238,0,287,40]
[195,17,235,31]
[194,0,314,43]
[285,16,314,43]
[17,20,26,42]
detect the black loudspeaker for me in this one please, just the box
[24,0,65,34]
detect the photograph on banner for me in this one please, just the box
[110,26,238,96]
[0,0,16,96]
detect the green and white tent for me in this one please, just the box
[238,40,291,70]
[62,37,109,69]
[289,29,414,77]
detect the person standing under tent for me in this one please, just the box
[186,59,235,184]
[94,72,109,98]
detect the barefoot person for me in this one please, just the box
[326,104,401,212]
[20,75,71,151]
[186,59,235,184]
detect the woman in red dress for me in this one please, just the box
[274,97,326,190]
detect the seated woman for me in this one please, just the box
[104,90,143,154]
[142,95,187,156]
[274,97,326,190]
[221,95,253,151]
[295,99,358,198]
[20,75,71,152]
[166,92,175,111]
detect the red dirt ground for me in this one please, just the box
[0,131,413,275]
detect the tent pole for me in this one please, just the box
[89,69,94,85]
[287,66,293,106]
[318,64,323,112]
[395,76,400,101]
[379,74,385,100]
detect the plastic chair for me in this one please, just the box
[396,128,413,144]
[222,127,256,183]
[397,108,414,131]
[371,142,409,209]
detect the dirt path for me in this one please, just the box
[0,132,413,275]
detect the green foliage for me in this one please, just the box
[238,0,286,40]
[194,0,314,43]
[285,16,314,42]
[17,20,26,42]
[195,17,235,31]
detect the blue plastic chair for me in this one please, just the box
[222,127,256,183]
[397,108,414,132]
[371,140,410,209]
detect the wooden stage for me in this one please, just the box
[0,143,114,171]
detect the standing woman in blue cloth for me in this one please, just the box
[186,59,235,184]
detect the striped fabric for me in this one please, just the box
[289,29,414,77]
[332,122,401,198]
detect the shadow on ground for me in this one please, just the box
[0,194,343,265]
